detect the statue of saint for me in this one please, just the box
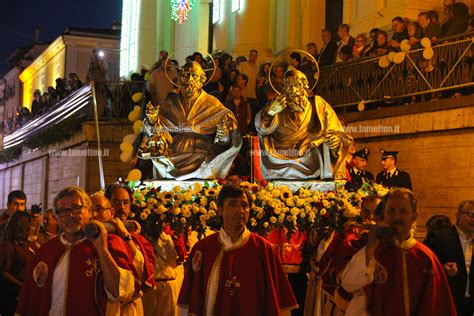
[143,61,241,180]
[255,69,349,180]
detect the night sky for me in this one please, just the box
[0,0,122,76]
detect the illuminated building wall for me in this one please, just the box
[122,0,325,72]
[20,30,120,110]
[343,0,446,37]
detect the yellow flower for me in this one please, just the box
[140,201,147,208]
[343,202,360,218]
[183,192,193,202]
[250,183,260,192]
[155,204,167,214]
[300,211,306,218]
[143,208,151,214]
[182,209,192,218]
[205,188,217,197]
[171,207,181,215]
[250,218,257,226]
[320,209,327,216]
[209,201,217,210]
[194,182,203,192]
[286,215,294,222]
[290,207,301,216]
[304,205,312,213]
[279,187,292,200]
[263,222,269,228]
[140,212,149,220]
[274,208,281,215]
[173,186,182,193]
[296,199,305,207]
[270,216,277,224]
[200,197,208,207]
[163,191,174,200]
[308,211,316,223]
[240,181,251,189]
[180,217,186,224]
[326,192,336,199]
[279,213,285,223]
[272,189,282,198]
[199,206,208,214]
[286,198,295,207]
[208,210,217,217]
[192,204,200,214]
[160,214,167,220]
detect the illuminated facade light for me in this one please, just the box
[171,0,194,24]
[213,0,221,24]
[120,0,141,78]
[231,0,240,13]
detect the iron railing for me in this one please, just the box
[315,33,474,112]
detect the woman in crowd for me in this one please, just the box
[373,30,389,56]
[353,34,369,58]
[407,21,423,48]
[0,212,36,316]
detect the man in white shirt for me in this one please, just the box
[237,50,259,100]
[16,186,139,316]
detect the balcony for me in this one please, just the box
[315,33,474,113]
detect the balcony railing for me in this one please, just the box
[315,33,474,112]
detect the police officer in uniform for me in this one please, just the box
[347,147,374,190]
[376,149,412,190]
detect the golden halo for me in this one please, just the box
[164,48,217,88]
[268,49,320,95]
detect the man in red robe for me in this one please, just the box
[16,186,140,316]
[178,184,297,315]
[340,188,457,316]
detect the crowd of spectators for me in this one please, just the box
[317,2,473,65]
[3,74,84,134]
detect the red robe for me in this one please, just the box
[16,235,139,316]
[131,232,156,290]
[178,232,298,315]
[365,241,457,316]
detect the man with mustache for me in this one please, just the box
[16,186,140,316]
[144,61,241,180]
[178,184,297,315]
[340,188,456,316]
[255,69,350,180]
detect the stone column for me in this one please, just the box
[232,0,272,59]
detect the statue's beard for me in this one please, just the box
[181,82,202,98]
[286,94,307,112]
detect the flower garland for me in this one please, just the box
[130,180,382,242]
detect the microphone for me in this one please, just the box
[84,221,137,239]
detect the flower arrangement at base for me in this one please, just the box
[130,181,368,245]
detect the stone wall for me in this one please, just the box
[341,95,474,235]
[0,121,133,210]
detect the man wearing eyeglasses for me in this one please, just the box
[105,184,157,295]
[91,191,147,315]
[425,200,474,316]
[16,186,140,316]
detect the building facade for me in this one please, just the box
[19,28,121,111]
[119,0,462,77]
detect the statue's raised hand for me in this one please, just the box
[215,115,231,144]
[267,95,287,116]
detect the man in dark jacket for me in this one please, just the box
[425,200,474,316]
[318,29,338,67]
